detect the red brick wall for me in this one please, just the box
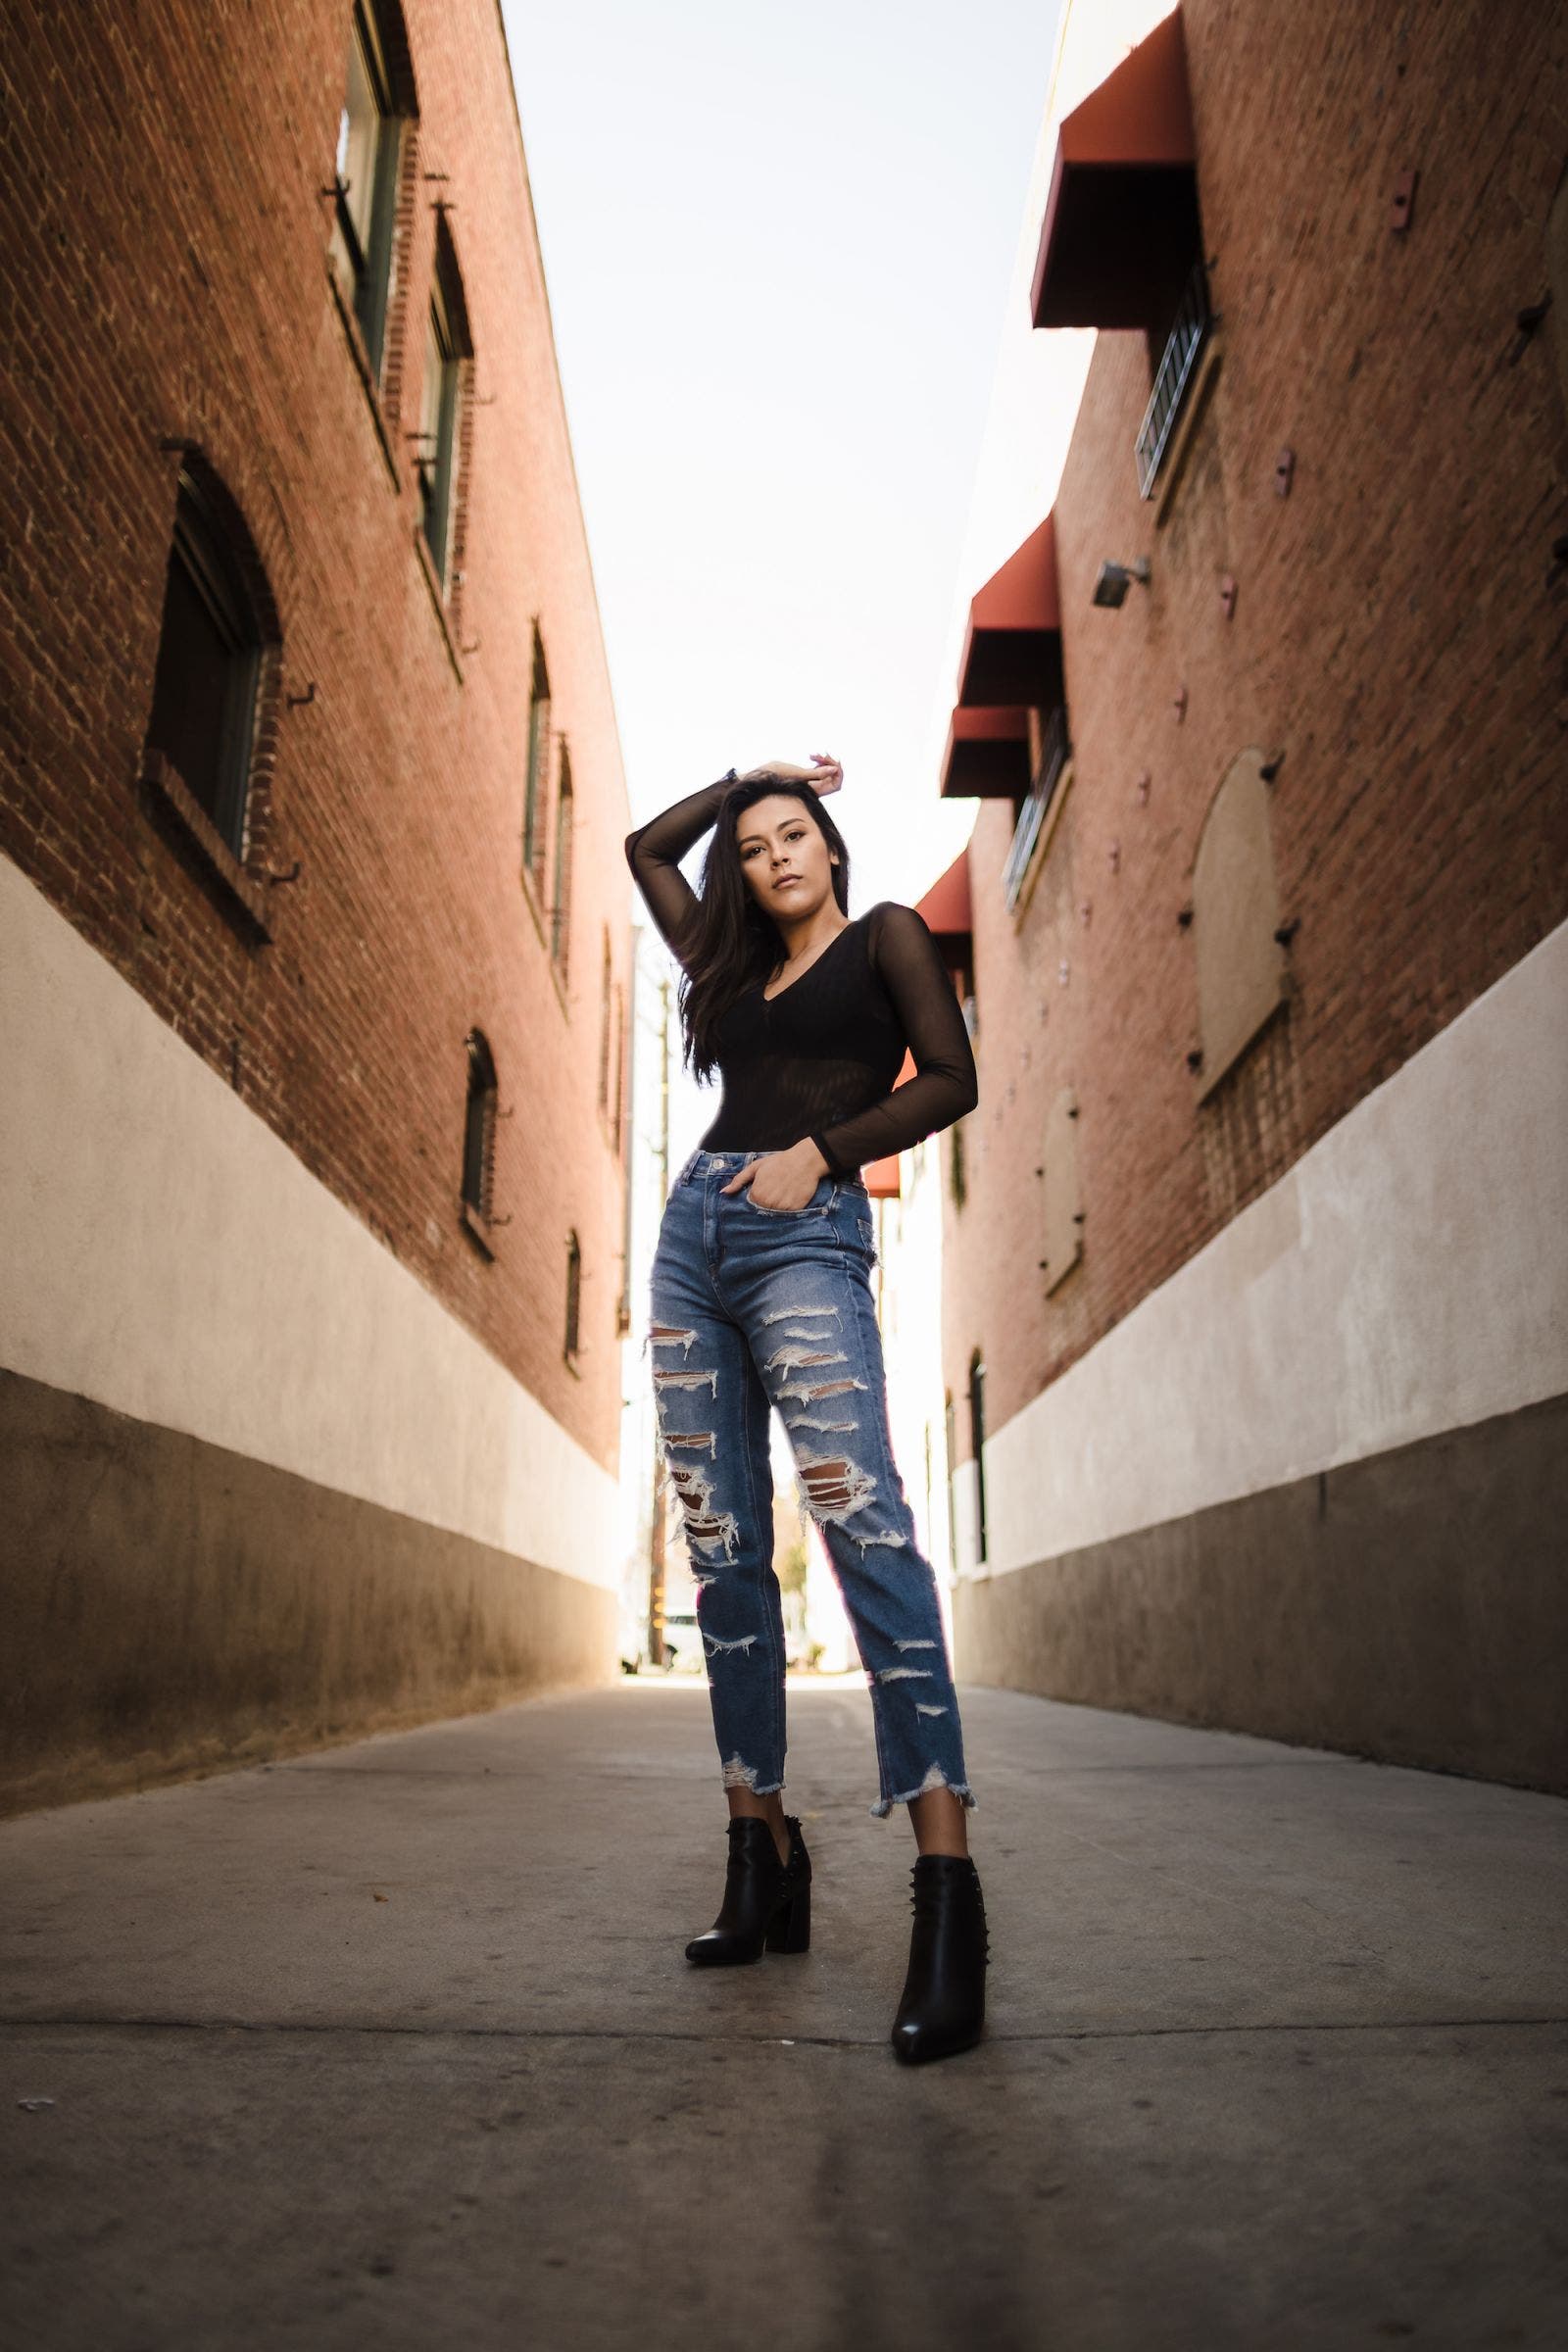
[945,0,1568,1446]
[0,0,631,1467]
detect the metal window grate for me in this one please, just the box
[1002,704,1069,911]
[1135,263,1212,499]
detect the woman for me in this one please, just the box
[625,754,988,2064]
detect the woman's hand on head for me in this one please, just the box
[720,1138,829,1209]
[737,754,842,797]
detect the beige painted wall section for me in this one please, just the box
[971,913,1568,1577]
[0,853,618,1590]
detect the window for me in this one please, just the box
[944,1393,958,1578]
[551,747,574,971]
[461,1029,498,1231]
[146,469,266,858]
[416,223,471,586]
[967,1354,988,1567]
[1135,259,1213,499]
[564,1231,582,1362]
[611,983,626,1154]
[597,931,613,1113]
[328,2,405,377]
[522,626,551,889]
[1003,703,1070,912]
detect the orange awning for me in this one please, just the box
[940,706,1031,802]
[916,851,971,943]
[916,851,973,1002]
[956,515,1065,709]
[1030,8,1200,331]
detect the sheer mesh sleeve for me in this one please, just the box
[624,776,733,962]
[808,903,978,1174]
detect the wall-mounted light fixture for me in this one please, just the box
[1092,557,1151,609]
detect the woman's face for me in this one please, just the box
[734,795,837,922]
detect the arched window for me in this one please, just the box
[328,0,416,381]
[146,466,272,859]
[1190,747,1288,1100]
[551,747,574,973]
[461,1029,498,1236]
[522,625,551,891]
[967,1352,988,1567]
[564,1231,582,1363]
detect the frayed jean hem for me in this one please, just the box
[869,1769,978,1821]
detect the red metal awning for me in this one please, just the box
[956,515,1065,710]
[917,849,973,993]
[916,851,971,944]
[1030,8,1200,332]
[940,706,1032,802]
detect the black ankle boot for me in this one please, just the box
[685,1815,812,1967]
[890,1854,988,2062]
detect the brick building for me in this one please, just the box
[936,0,1568,1788]
[0,0,632,1811]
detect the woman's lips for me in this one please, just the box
[773,876,802,891]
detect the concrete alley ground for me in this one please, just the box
[3,1678,1566,2352]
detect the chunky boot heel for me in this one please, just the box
[890,1854,989,2063]
[764,1885,811,1953]
[685,1814,812,1967]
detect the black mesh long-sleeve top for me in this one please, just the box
[625,777,978,1176]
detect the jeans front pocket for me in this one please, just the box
[744,1176,835,1219]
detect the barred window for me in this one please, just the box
[461,1029,498,1224]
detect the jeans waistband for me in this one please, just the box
[675,1148,866,1193]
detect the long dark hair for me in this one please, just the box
[677,777,853,1081]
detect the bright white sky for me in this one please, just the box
[500,0,1066,915]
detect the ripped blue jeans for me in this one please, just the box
[648,1148,974,1819]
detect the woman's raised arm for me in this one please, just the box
[624,776,736,959]
[625,758,843,961]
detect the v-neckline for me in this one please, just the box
[760,915,861,1004]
